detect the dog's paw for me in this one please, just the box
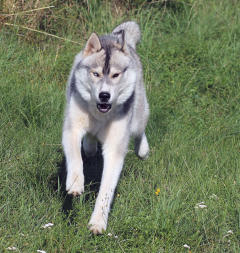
[136,134,149,160]
[88,216,107,235]
[137,143,149,160]
[66,172,84,196]
[138,146,149,160]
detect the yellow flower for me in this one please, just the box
[155,188,160,195]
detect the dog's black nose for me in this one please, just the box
[99,92,110,103]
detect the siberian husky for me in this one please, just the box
[62,21,149,234]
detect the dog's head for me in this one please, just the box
[74,31,137,114]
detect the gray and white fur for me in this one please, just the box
[62,21,149,234]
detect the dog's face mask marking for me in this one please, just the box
[79,32,133,113]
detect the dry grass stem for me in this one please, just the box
[4,22,82,44]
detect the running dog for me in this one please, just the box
[62,21,149,234]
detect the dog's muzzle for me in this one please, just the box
[97,92,111,113]
[97,103,112,113]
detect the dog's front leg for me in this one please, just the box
[88,148,126,234]
[88,119,130,234]
[62,123,86,196]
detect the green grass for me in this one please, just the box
[1,0,240,252]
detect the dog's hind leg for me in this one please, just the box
[134,132,149,160]
[83,134,98,157]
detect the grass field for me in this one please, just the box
[1,0,240,252]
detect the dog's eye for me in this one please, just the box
[112,73,120,78]
[92,72,100,77]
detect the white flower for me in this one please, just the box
[6,247,17,251]
[195,202,207,209]
[183,244,190,249]
[209,194,218,200]
[42,223,54,229]
[107,232,118,238]
[37,250,47,253]
[223,230,234,238]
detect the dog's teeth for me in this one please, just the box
[97,103,111,113]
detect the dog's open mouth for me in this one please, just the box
[97,103,112,113]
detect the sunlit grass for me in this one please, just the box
[0,0,240,252]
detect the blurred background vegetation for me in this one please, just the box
[1,0,196,43]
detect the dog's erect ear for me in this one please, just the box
[83,33,101,57]
[113,30,127,53]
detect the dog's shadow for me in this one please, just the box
[56,144,103,217]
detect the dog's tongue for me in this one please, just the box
[97,103,111,113]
